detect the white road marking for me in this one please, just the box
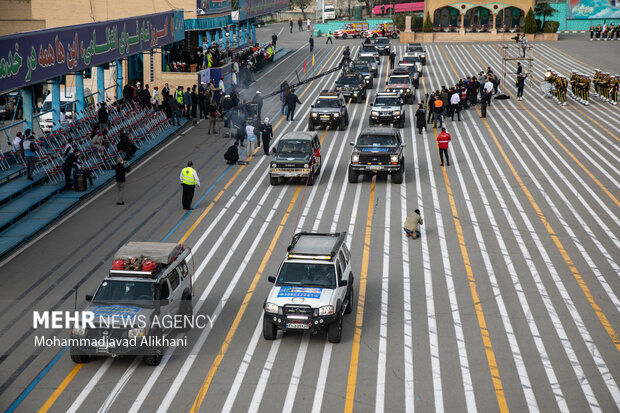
[66,358,113,413]
[97,358,141,413]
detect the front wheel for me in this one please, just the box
[308,120,315,131]
[399,118,405,128]
[343,33,348,39]
[348,167,359,183]
[391,33,398,38]
[392,161,404,184]
[263,317,277,340]
[307,170,315,186]
[270,175,278,185]
[70,349,89,363]
[327,314,343,343]
[345,286,354,314]
[339,117,346,130]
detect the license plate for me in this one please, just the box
[286,323,310,330]
[320,116,330,119]
[368,165,383,170]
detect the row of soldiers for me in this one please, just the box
[569,72,591,105]
[592,70,619,105]
[589,23,620,40]
[544,70,568,106]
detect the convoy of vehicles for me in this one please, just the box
[269,132,322,186]
[333,22,369,38]
[70,242,193,366]
[405,43,427,65]
[263,232,354,343]
[348,127,406,184]
[309,91,349,131]
[363,23,400,38]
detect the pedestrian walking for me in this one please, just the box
[290,20,293,33]
[285,89,301,121]
[207,100,217,134]
[183,87,192,119]
[516,73,528,100]
[433,96,444,129]
[180,161,200,210]
[235,124,246,146]
[450,90,461,121]
[191,85,198,119]
[8,131,24,163]
[259,117,273,155]
[307,18,311,31]
[521,35,528,57]
[169,97,181,126]
[437,127,451,167]
[298,18,303,31]
[272,33,278,48]
[415,103,426,134]
[98,102,109,134]
[309,35,314,52]
[389,51,396,69]
[403,209,423,239]
[326,30,333,44]
[245,120,258,160]
[23,134,37,181]
[114,156,131,205]
[252,91,264,119]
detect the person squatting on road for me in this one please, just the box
[437,127,451,167]
[224,142,240,164]
[114,156,131,205]
[180,161,200,210]
[403,209,423,239]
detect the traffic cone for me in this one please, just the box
[303,60,307,72]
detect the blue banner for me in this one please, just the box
[568,0,620,19]
[239,0,289,20]
[277,287,323,299]
[0,11,179,95]
[197,0,232,16]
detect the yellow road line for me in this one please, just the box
[37,364,83,413]
[462,45,620,351]
[189,185,301,413]
[344,178,376,413]
[500,44,620,143]
[470,45,620,208]
[35,50,340,413]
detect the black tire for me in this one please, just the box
[373,33,378,38]
[308,120,315,131]
[369,79,374,88]
[345,112,349,125]
[343,33,348,39]
[345,286,354,314]
[373,71,377,78]
[369,118,374,126]
[392,162,404,184]
[391,33,398,38]
[70,349,89,363]
[327,313,343,343]
[399,118,405,128]
[179,295,193,332]
[270,175,278,186]
[143,334,163,366]
[339,117,346,130]
[263,316,277,340]
[307,170,315,186]
[348,167,358,183]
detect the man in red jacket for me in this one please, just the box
[437,127,451,167]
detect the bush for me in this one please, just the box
[393,13,423,31]
[423,11,433,33]
[523,8,537,34]
[543,21,560,33]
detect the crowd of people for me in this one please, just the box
[589,22,620,40]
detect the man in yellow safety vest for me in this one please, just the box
[180,161,200,210]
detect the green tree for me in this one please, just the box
[290,0,312,19]
[523,7,537,34]
[423,11,433,33]
[534,2,556,28]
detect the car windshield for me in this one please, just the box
[276,262,337,288]
[388,76,408,85]
[93,280,156,306]
[361,46,376,53]
[353,62,370,72]
[375,38,389,44]
[358,56,375,65]
[374,97,401,106]
[357,134,398,147]
[277,139,312,154]
[337,76,361,86]
[315,98,341,108]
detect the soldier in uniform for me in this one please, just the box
[610,75,619,105]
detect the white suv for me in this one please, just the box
[263,232,354,343]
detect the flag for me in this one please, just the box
[312,54,315,66]
[303,60,306,72]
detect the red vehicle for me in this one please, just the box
[334,22,369,38]
[363,23,400,38]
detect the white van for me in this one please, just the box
[324,5,336,20]
[39,87,94,133]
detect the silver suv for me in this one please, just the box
[70,242,193,366]
[263,232,354,343]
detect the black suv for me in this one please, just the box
[356,56,378,77]
[309,91,349,131]
[374,37,391,55]
[348,61,374,88]
[270,132,322,186]
[334,73,367,103]
[405,43,427,65]
[386,68,415,104]
[369,92,405,128]
[349,127,405,184]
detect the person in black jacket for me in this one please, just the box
[98,102,109,134]
[114,156,131,205]
[224,142,240,164]
[285,89,301,121]
[252,91,263,119]
[117,128,138,160]
[259,117,273,155]
[272,33,278,48]
[415,103,426,134]
[309,35,314,53]
[62,150,77,190]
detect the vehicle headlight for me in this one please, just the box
[311,113,318,117]
[386,88,391,92]
[334,113,340,117]
[371,111,379,116]
[72,327,86,336]
[128,327,146,339]
[303,164,309,169]
[413,52,419,57]
[352,154,359,163]
[265,302,279,314]
[318,305,335,316]
[390,155,399,163]
[271,163,277,168]
[394,111,401,116]
[365,75,371,80]
[406,88,411,92]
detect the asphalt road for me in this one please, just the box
[0,23,619,413]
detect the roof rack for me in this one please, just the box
[108,269,160,279]
[287,232,346,260]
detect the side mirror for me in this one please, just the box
[85,294,93,301]
[339,279,348,287]
[160,299,170,306]
[349,141,355,146]
[268,276,276,283]
[401,142,407,147]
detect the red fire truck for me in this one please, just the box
[333,22,370,38]
[363,23,400,38]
